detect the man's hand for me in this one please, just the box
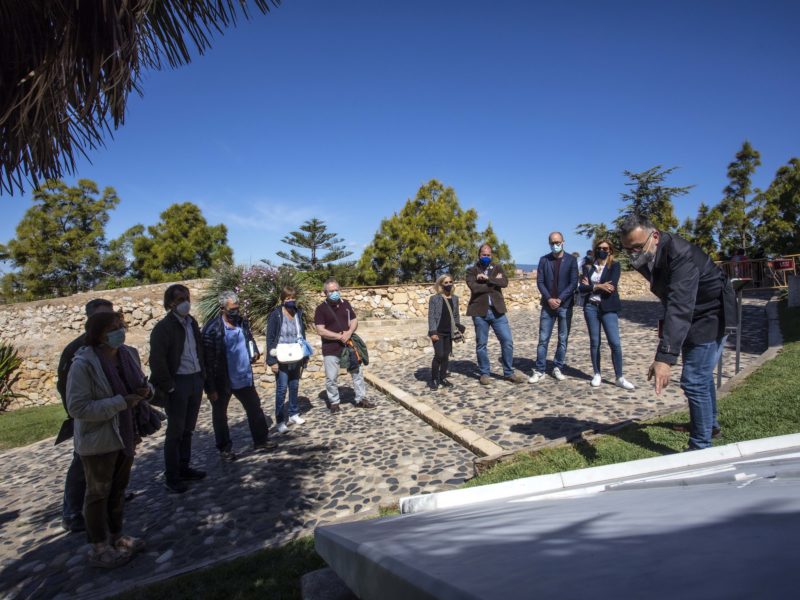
[647,361,671,395]
[476,273,488,282]
[340,332,351,344]
[207,391,219,402]
[547,298,561,310]
[124,394,143,408]
[270,364,279,375]
[430,334,439,342]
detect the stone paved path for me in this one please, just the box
[0,388,473,599]
[371,294,769,451]
[0,293,770,599]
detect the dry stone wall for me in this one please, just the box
[0,273,652,410]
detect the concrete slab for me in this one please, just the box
[317,446,800,600]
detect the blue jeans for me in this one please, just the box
[583,304,623,378]
[680,337,725,449]
[535,305,570,373]
[275,363,302,422]
[472,308,514,377]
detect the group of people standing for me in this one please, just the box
[428,214,736,454]
[427,231,635,391]
[56,279,374,568]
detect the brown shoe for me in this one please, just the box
[504,371,528,384]
[355,399,377,409]
[330,404,341,414]
[479,375,492,385]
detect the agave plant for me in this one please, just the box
[0,342,23,412]
[198,262,316,335]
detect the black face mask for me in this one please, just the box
[284,301,297,311]
[226,309,240,320]
[595,250,609,260]
[442,284,453,293]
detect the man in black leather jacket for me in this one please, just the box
[620,215,736,450]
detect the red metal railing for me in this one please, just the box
[716,254,799,289]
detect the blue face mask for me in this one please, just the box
[105,328,126,349]
[328,291,341,302]
[284,301,297,311]
[550,243,563,254]
[479,256,491,267]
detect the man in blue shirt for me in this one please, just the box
[530,232,579,383]
[202,291,275,462]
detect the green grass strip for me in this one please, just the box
[0,403,64,450]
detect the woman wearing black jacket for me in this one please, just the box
[427,274,463,390]
[578,240,635,389]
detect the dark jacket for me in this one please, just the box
[466,262,509,317]
[428,294,462,336]
[201,314,259,394]
[148,311,205,396]
[536,252,579,308]
[265,307,308,367]
[57,333,86,415]
[635,232,737,365]
[578,261,622,313]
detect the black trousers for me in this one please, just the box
[163,372,204,483]
[211,385,269,451]
[431,334,453,380]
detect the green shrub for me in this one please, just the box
[0,342,23,412]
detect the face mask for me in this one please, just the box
[442,284,453,293]
[226,308,240,319]
[328,291,341,302]
[630,249,654,269]
[479,256,491,267]
[595,250,609,260]
[175,301,191,317]
[550,243,563,254]
[105,328,126,349]
[284,301,297,311]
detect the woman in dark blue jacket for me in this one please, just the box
[266,286,309,434]
[578,240,635,390]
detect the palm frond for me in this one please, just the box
[0,0,281,195]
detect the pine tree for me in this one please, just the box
[755,158,800,256]
[617,166,691,231]
[2,179,119,299]
[276,218,352,270]
[715,141,761,256]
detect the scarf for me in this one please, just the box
[96,346,147,457]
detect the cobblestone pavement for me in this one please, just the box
[0,293,770,599]
[371,294,770,451]
[0,387,473,599]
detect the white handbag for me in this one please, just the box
[272,343,304,364]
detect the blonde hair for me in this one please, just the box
[594,239,615,267]
[434,274,455,294]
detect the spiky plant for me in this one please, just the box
[0,342,22,412]
[198,262,316,335]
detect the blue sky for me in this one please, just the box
[3,0,799,266]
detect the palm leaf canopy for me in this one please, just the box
[0,0,280,195]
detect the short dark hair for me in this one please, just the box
[478,243,492,256]
[85,312,125,346]
[163,284,190,310]
[618,213,655,238]
[280,286,298,301]
[85,298,112,316]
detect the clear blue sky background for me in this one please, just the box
[3,0,799,266]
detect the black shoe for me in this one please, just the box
[330,404,341,414]
[712,426,722,439]
[61,516,85,533]
[165,480,189,494]
[439,378,453,388]
[179,468,206,481]
[429,378,439,391]
[254,440,278,453]
[355,399,377,409]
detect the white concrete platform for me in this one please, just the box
[315,436,800,600]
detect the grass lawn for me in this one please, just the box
[114,301,800,600]
[0,403,64,451]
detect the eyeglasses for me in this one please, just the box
[623,231,653,254]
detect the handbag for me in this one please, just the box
[271,311,310,364]
[442,295,465,343]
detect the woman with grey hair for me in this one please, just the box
[427,274,464,390]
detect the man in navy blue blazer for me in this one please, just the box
[530,232,579,383]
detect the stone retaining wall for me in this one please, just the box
[0,273,652,410]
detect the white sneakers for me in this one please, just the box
[528,371,544,384]
[591,373,602,387]
[276,422,289,434]
[552,367,566,381]
[288,414,306,425]
[616,377,635,390]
